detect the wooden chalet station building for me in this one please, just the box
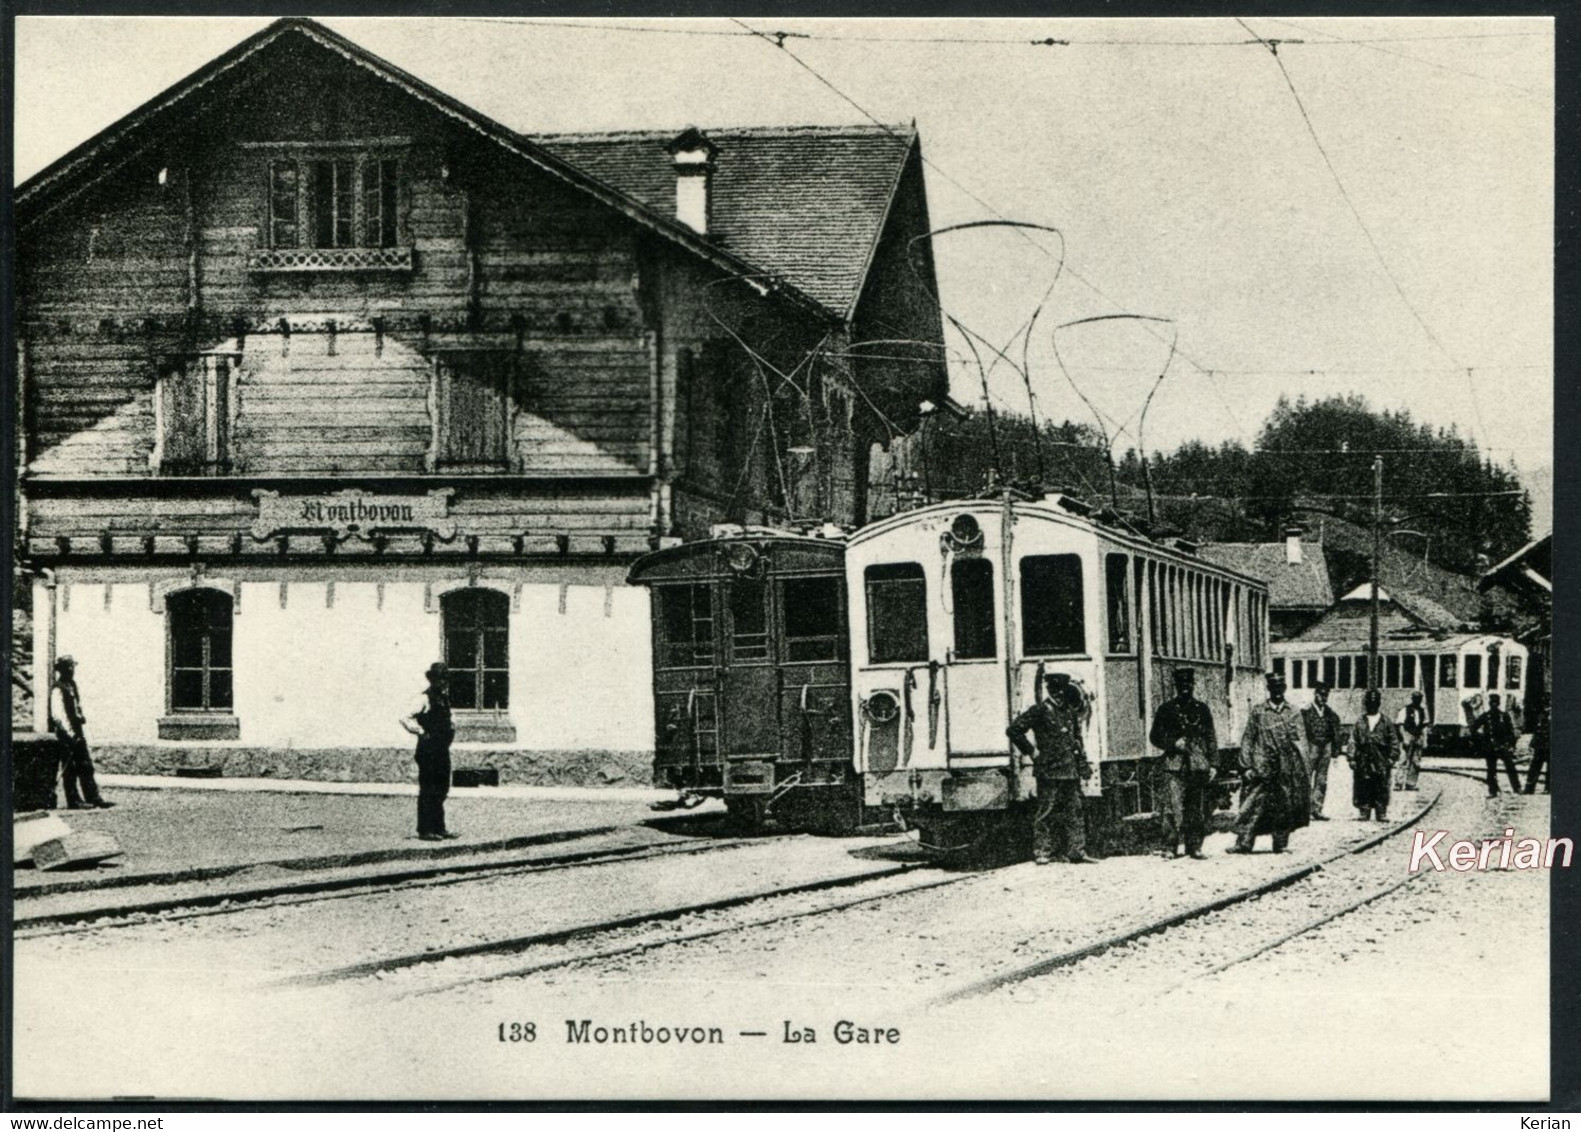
[16,19,947,784]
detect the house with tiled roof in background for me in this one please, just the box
[1198,527,1335,640]
[14,18,947,785]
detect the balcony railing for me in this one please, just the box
[247,246,414,272]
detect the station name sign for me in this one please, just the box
[251,488,457,541]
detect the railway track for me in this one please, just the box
[932,783,1448,1006]
[14,825,803,937]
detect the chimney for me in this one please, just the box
[1284,525,1304,565]
[667,127,718,235]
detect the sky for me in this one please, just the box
[13,15,1555,522]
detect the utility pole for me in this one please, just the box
[1369,455,1382,692]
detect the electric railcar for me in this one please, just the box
[627,494,1272,843]
[1273,633,1530,748]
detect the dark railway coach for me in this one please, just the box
[627,529,859,828]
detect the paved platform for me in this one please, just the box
[12,773,688,895]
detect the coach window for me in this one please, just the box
[1289,659,1302,688]
[1385,655,1401,688]
[1022,554,1085,656]
[657,583,715,669]
[1439,654,1458,688]
[782,576,845,663]
[866,564,928,664]
[728,575,770,664]
[1403,655,1417,688]
[1323,656,1337,688]
[1148,562,1163,656]
[1338,656,1352,689]
[1487,652,1501,691]
[1507,655,1523,690]
[1273,657,1286,681]
[1463,653,1483,689]
[1105,554,1132,653]
[951,558,997,660]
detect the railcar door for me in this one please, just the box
[776,573,852,770]
[942,556,1008,754]
[718,568,779,760]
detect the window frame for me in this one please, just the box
[432,350,518,471]
[865,562,930,666]
[266,152,404,251]
[1439,654,1458,688]
[779,574,847,666]
[155,353,238,476]
[654,582,717,672]
[1463,653,1483,689]
[441,588,511,713]
[1020,552,1087,658]
[1105,553,1133,655]
[166,588,235,715]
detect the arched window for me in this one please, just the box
[168,588,234,712]
[442,588,510,710]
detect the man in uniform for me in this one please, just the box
[1348,688,1399,822]
[1524,705,1550,794]
[1149,668,1218,859]
[1471,692,1521,797]
[1300,681,1343,821]
[1229,672,1310,854]
[399,662,459,841]
[48,656,113,810]
[1008,672,1097,865]
[1395,691,1428,792]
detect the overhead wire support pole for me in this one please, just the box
[1370,455,1383,693]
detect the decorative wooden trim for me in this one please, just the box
[425,576,515,613]
[237,137,414,150]
[149,577,242,615]
[246,246,413,272]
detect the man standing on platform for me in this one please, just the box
[400,662,459,841]
[1395,691,1428,792]
[1300,681,1343,821]
[1229,672,1310,854]
[1524,705,1550,794]
[48,656,113,810]
[1471,693,1521,798]
[1149,668,1218,859]
[1348,688,1399,822]
[1008,672,1098,865]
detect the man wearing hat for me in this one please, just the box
[1149,668,1218,859]
[1300,681,1343,820]
[1470,692,1520,798]
[48,655,113,810]
[1229,672,1310,853]
[1394,690,1429,792]
[1347,687,1399,821]
[1008,672,1098,865]
[399,662,459,841]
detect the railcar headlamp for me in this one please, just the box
[863,690,901,725]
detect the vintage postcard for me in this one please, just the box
[7,13,1558,1105]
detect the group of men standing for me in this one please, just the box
[1007,660,1535,865]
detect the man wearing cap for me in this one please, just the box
[399,662,459,841]
[1524,705,1550,794]
[1008,672,1098,865]
[1300,682,1343,820]
[48,656,113,810]
[1228,672,1310,854]
[1470,693,1521,798]
[1149,668,1218,859]
[1394,691,1429,792]
[1347,688,1399,822]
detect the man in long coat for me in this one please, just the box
[1300,681,1343,821]
[1229,672,1310,854]
[1008,672,1098,865]
[1395,691,1428,792]
[1348,687,1399,821]
[1149,667,1218,859]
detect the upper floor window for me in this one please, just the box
[158,355,234,475]
[435,352,517,470]
[268,156,399,250]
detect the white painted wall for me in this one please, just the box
[37,573,655,757]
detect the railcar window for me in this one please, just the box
[783,576,846,663]
[1323,656,1337,688]
[1306,659,1319,688]
[1290,658,1302,688]
[727,576,770,664]
[1021,554,1085,656]
[657,584,714,669]
[1338,656,1352,689]
[1385,655,1401,688]
[1507,655,1523,690]
[866,563,929,664]
[1440,654,1458,688]
[1403,655,1417,688]
[1488,652,1501,691]
[951,558,998,660]
[1105,554,1132,653]
[1148,561,1163,656]
[1464,654,1483,688]
[1273,657,1286,680]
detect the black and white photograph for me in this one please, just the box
[5,11,1563,1106]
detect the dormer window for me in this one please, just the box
[251,151,410,271]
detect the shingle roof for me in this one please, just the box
[1197,542,1335,610]
[536,124,917,316]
